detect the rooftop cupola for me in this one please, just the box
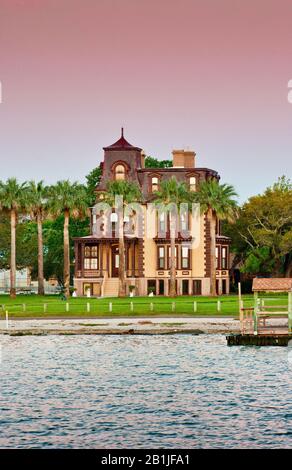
[103,128,142,152]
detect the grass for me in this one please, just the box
[0,293,288,319]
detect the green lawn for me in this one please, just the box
[0,294,288,318]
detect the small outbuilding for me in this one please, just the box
[251,278,292,335]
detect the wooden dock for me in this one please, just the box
[227,334,292,346]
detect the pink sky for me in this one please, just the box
[0,0,292,200]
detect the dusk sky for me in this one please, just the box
[1,0,292,201]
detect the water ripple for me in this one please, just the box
[0,334,292,448]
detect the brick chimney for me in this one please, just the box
[172,149,196,168]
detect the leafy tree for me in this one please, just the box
[225,176,292,277]
[48,181,88,298]
[241,247,274,274]
[86,165,102,205]
[153,178,196,297]
[102,181,142,297]
[145,156,172,168]
[0,214,38,273]
[195,180,238,296]
[0,179,28,297]
[42,216,89,286]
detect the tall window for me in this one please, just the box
[221,246,228,269]
[181,246,190,269]
[158,246,165,269]
[193,280,202,295]
[168,245,178,269]
[189,176,196,191]
[158,212,166,235]
[115,164,126,180]
[216,246,219,269]
[152,177,159,192]
[84,245,98,270]
[180,211,188,233]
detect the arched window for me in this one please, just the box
[189,176,196,191]
[152,177,159,192]
[115,164,126,180]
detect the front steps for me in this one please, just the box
[103,278,119,297]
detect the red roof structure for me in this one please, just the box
[103,128,142,151]
[252,278,292,292]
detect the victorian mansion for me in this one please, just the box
[73,131,230,297]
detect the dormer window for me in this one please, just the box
[189,176,196,191]
[152,177,159,192]
[110,212,118,235]
[115,164,126,181]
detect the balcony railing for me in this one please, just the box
[76,270,106,278]
[75,269,141,279]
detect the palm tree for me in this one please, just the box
[102,180,142,297]
[195,179,238,296]
[0,178,28,298]
[48,181,88,298]
[26,181,49,295]
[153,178,196,297]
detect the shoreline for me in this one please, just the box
[0,316,241,335]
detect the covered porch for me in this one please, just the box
[74,237,142,279]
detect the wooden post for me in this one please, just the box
[193,301,197,313]
[288,291,292,334]
[253,292,258,335]
[238,282,243,323]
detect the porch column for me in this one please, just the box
[132,242,135,277]
[100,242,103,276]
[81,242,85,277]
[125,242,128,276]
[106,243,110,276]
[74,242,78,277]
